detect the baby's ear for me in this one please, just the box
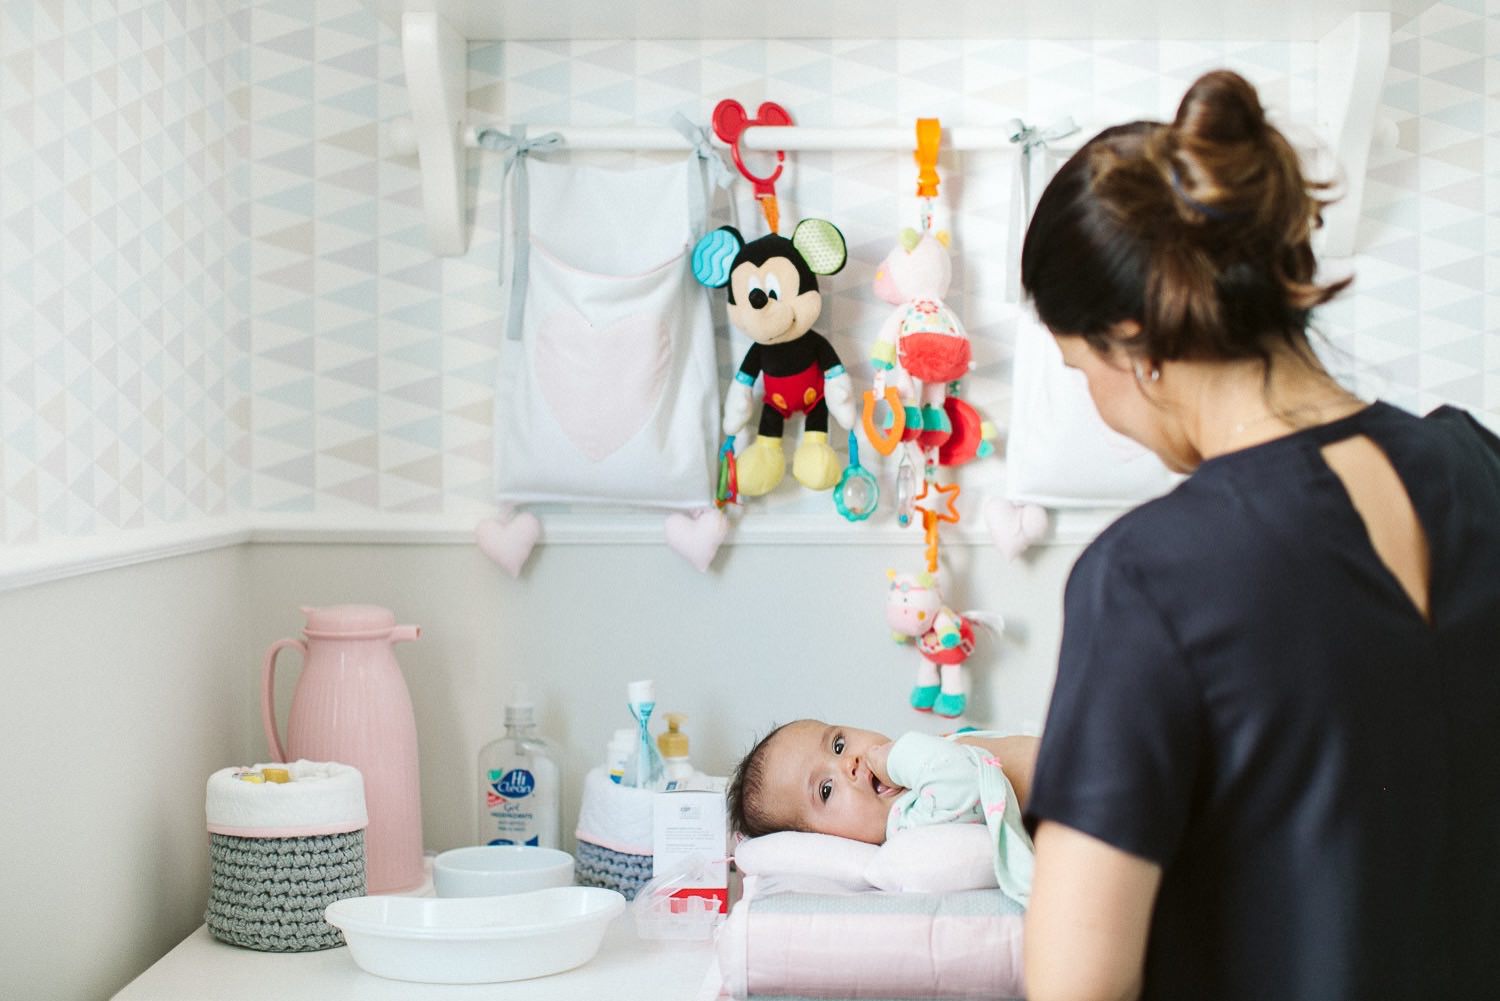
[791,218,847,276]
[692,226,745,288]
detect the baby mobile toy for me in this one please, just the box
[885,568,1001,717]
[869,119,1000,717]
[694,100,857,500]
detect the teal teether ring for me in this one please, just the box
[833,430,879,522]
[691,227,741,288]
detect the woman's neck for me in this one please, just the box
[1171,348,1364,462]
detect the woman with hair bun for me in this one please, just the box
[1019,70,1500,1001]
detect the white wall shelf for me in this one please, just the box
[375,0,1407,258]
[372,1,1426,43]
[0,508,1126,593]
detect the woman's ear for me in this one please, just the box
[1099,320,1149,371]
[791,218,847,276]
[692,226,745,288]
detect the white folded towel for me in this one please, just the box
[574,766,656,856]
[206,760,367,838]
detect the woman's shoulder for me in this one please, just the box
[1412,404,1500,465]
[1070,401,1500,592]
[1070,478,1219,580]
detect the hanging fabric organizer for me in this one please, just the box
[483,130,721,511]
[386,5,1395,559]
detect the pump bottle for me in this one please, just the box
[658,713,694,785]
[477,686,561,848]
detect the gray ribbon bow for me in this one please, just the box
[475,125,565,340]
[1006,116,1080,213]
[668,111,738,232]
[1005,116,1080,298]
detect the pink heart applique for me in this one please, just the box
[664,508,729,573]
[533,308,669,462]
[476,511,542,578]
[983,499,1049,561]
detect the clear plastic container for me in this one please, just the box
[630,855,727,941]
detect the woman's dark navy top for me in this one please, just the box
[1027,402,1500,1001]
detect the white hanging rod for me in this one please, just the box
[459,123,1086,153]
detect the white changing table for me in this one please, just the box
[113,859,718,1001]
[112,918,717,1001]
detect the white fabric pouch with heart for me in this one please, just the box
[1005,307,1182,507]
[494,156,718,509]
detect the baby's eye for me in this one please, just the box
[819,780,832,803]
[833,735,845,754]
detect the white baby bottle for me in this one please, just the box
[606,728,635,784]
[478,685,561,848]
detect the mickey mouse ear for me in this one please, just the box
[691,226,744,288]
[791,219,847,276]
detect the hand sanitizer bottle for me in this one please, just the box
[478,685,560,848]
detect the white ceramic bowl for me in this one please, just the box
[324,885,625,984]
[432,845,575,897]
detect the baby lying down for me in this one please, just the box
[727,721,1039,907]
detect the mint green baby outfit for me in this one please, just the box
[883,730,1035,907]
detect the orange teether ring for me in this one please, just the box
[861,387,905,456]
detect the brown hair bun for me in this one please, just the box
[1020,69,1350,368]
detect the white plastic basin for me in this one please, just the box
[324,885,625,984]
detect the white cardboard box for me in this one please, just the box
[651,788,729,912]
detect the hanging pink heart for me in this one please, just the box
[475,509,542,578]
[982,498,1049,561]
[664,508,729,573]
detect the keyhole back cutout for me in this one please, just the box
[1319,434,1432,624]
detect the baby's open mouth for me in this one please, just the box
[871,774,899,797]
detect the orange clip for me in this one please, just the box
[914,478,960,573]
[914,118,941,199]
[861,387,905,456]
[760,195,780,236]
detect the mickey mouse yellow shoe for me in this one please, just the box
[792,431,841,491]
[736,435,786,496]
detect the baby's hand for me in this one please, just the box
[865,740,896,790]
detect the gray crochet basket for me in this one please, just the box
[204,760,370,953]
[205,829,366,951]
[574,838,652,900]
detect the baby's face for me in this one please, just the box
[762,720,904,844]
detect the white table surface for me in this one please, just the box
[113,917,718,1001]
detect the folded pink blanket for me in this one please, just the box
[708,877,1024,1000]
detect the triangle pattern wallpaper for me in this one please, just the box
[1,0,1494,544]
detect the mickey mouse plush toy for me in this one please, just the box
[692,219,856,496]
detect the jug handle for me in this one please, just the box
[261,638,308,763]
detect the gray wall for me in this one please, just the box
[0,548,256,1001]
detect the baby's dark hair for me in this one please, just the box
[727,722,795,839]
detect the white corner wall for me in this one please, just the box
[0,547,256,1001]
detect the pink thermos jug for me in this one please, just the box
[262,605,425,893]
